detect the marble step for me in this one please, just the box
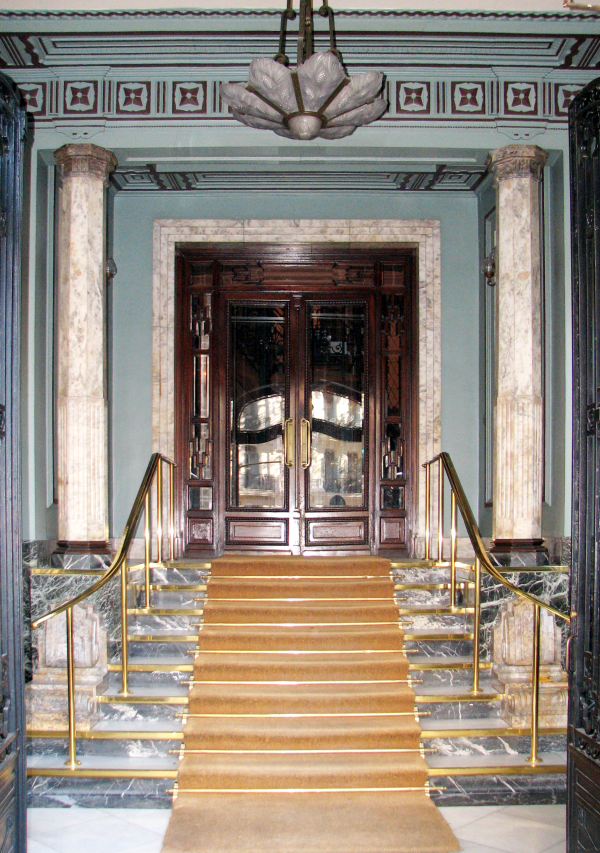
[97,684,188,705]
[27,754,179,778]
[426,751,567,775]
[27,733,182,758]
[108,656,193,672]
[28,720,183,740]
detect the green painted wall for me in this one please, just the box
[110,190,481,536]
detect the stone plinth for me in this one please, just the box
[486,145,548,561]
[54,143,117,549]
[491,597,567,728]
[26,603,109,731]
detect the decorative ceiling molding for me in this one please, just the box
[2,31,600,69]
[110,163,489,193]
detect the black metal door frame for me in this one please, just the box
[568,75,600,853]
[0,72,27,852]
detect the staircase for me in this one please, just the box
[27,555,567,808]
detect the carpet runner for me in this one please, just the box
[162,556,459,853]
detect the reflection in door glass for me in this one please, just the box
[308,304,365,508]
[229,304,286,508]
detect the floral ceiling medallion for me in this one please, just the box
[220,0,388,141]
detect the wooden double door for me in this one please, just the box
[176,246,416,556]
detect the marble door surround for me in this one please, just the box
[151,219,441,551]
[54,142,116,551]
[486,144,548,563]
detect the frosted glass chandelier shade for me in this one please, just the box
[220,18,387,140]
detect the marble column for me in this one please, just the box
[486,144,548,563]
[54,143,116,550]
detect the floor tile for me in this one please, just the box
[438,806,503,830]
[27,840,61,853]
[455,811,565,853]
[115,808,172,834]
[540,844,566,853]
[28,808,109,836]
[456,843,520,853]
[499,804,566,830]
[33,814,163,853]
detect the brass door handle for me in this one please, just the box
[284,418,294,468]
[301,418,311,469]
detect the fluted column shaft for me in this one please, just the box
[487,144,548,553]
[54,143,116,547]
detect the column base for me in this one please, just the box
[52,542,112,571]
[489,538,549,567]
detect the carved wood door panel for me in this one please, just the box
[569,78,600,853]
[175,247,416,557]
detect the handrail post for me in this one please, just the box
[64,607,80,768]
[437,457,444,565]
[424,463,431,561]
[450,491,457,607]
[144,492,151,608]
[169,462,175,562]
[527,603,543,765]
[470,557,482,694]
[157,460,163,565]
[120,557,131,695]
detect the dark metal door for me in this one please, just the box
[0,73,27,852]
[569,76,600,853]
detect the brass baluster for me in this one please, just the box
[144,492,151,607]
[169,462,175,562]
[64,607,80,768]
[437,456,444,564]
[450,491,457,607]
[527,603,543,765]
[120,557,131,695]
[470,556,482,694]
[157,459,163,565]
[424,463,431,561]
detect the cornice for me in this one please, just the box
[1,9,599,18]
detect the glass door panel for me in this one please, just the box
[228,303,288,509]
[307,303,366,509]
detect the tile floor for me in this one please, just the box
[27,804,567,853]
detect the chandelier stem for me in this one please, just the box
[275,0,296,65]
[318,0,342,61]
[298,0,315,65]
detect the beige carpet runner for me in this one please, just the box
[162,556,459,853]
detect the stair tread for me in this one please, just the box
[162,791,459,853]
[177,751,428,789]
[28,755,178,771]
[427,751,567,769]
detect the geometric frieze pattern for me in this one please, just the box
[9,75,593,127]
[110,165,489,193]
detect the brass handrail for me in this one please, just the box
[31,452,177,768]
[423,451,570,765]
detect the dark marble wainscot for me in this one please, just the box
[478,567,570,662]
[430,772,566,806]
[25,543,121,662]
[27,776,173,808]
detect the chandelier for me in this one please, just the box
[220,0,388,141]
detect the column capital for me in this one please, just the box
[54,143,117,185]
[486,144,548,185]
